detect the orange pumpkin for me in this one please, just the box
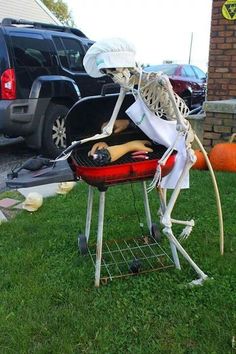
[209,133,236,172]
[192,150,207,170]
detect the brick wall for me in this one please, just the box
[207,0,236,100]
[203,0,236,150]
[203,100,236,150]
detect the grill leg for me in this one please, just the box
[142,181,152,233]
[85,186,94,242]
[95,191,106,288]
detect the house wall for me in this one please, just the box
[0,0,61,24]
[203,0,236,150]
[207,0,236,101]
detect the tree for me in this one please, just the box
[42,0,75,27]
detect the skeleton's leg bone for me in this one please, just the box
[169,239,181,269]
[157,187,181,269]
[157,187,167,216]
[158,190,195,236]
[159,153,194,267]
[171,218,195,227]
[159,150,207,280]
[158,188,195,230]
[161,155,194,228]
[163,226,208,281]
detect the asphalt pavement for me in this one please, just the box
[0,135,33,192]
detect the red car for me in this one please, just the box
[144,64,207,109]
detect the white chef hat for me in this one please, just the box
[83,37,136,78]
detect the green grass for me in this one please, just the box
[0,170,236,353]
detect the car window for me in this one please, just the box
[53,36,85,72]
[192,66,206,80]
[10,32,52,67]
[182,65,196,78]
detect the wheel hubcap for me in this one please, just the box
[52,116,66,148]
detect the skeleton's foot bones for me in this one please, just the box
[189,277,209,287]
[179,224,194,241]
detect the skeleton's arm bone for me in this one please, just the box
[101,88,127,135]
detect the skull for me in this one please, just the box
[22,192,43,212]
[56,181,76,195]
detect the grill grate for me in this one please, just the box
[87,236,174,284]
[73,144,171,167]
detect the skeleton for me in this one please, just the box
[58,63,224,286]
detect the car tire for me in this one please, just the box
[42,103,70,158]
[151,223,162,242]
[78,235,89,255]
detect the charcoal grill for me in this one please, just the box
[66,93,177,286]
[6,93,177,287]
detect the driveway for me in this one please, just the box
[0,136,34,192]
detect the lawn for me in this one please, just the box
[0,170,236,353]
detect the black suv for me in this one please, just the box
[0,18,112,157]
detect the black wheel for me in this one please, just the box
[42,103,70,158]
[129,259,142,274]
[151,223,162,242]
[78,235,88,255]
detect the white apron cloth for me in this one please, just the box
[126,97,189,189]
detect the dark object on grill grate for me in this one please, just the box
[129,259,142,273]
